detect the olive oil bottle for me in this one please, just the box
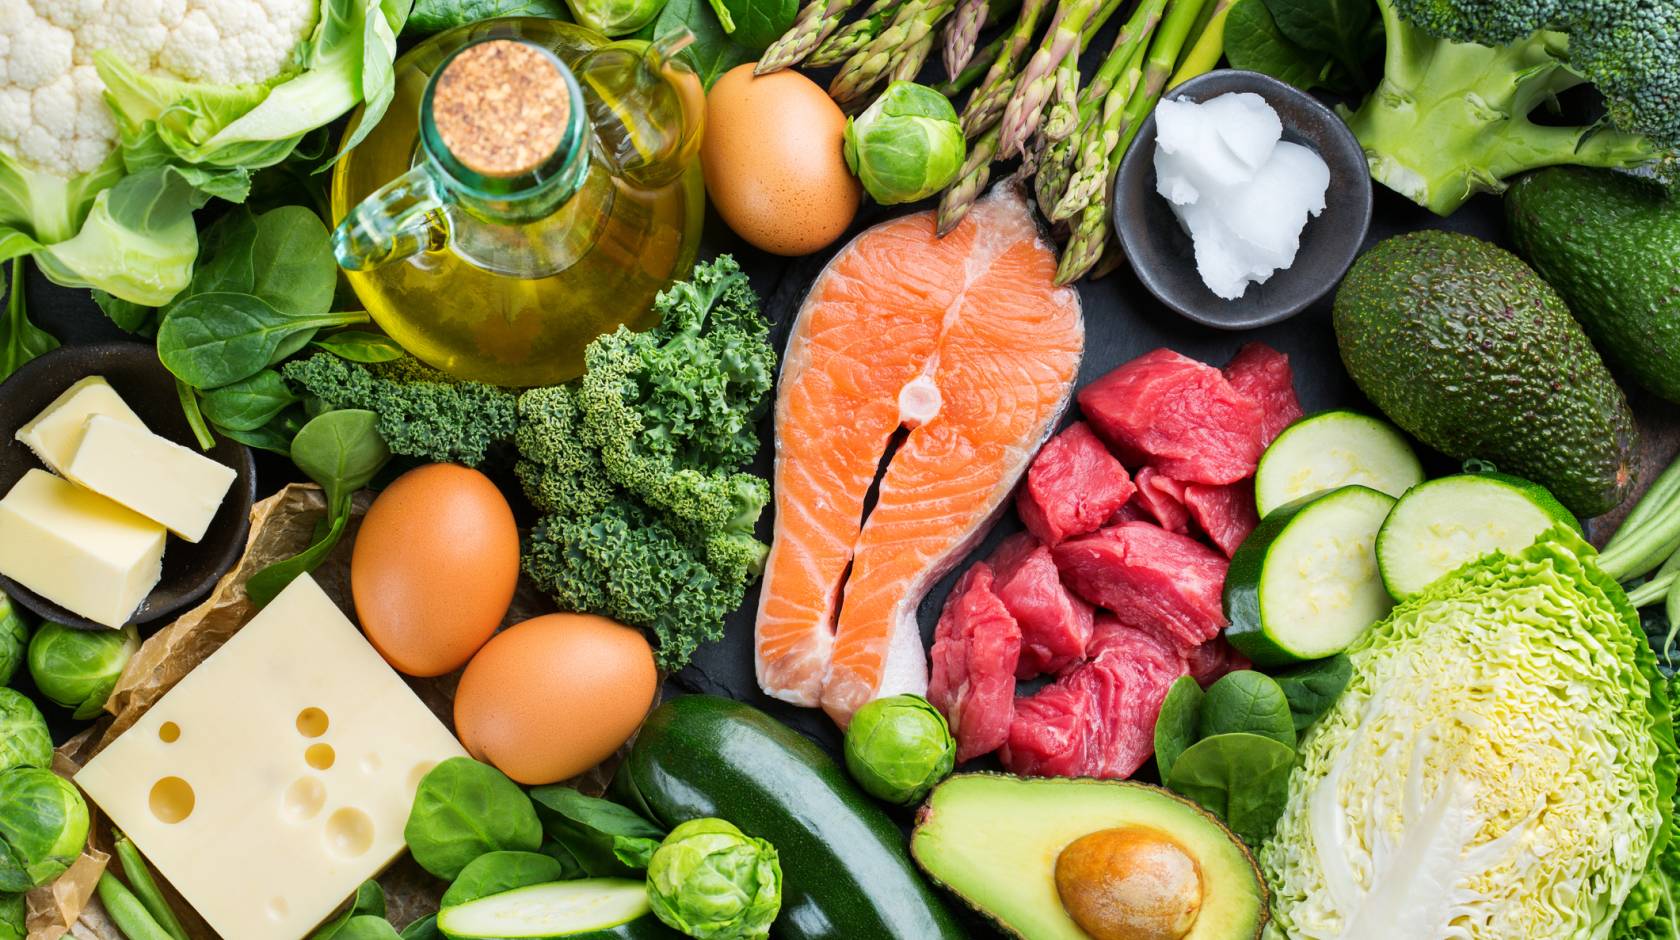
[331,19,705,386]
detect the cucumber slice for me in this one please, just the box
[1376,473,1582,601]
[437,879,657,939]
[1224,486,1396,666]
[1254,411,1423,517]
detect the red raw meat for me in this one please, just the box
[989,533,1094,678]
[1183,482,1260,557]
[1016,422,1136,545]
[1184,635,1253,686]
[1001,617,1187,779]
[1052,522,1230,650]
[1133,467,1191,534]
[928,563,1022,762]
[1077,348,1264,485]
[1223,342,1303,446]
[1105,500,1151,526]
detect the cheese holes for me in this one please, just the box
[282,777,327,822]
[149,777,195,824]
[296,708,329,737]
[266,897,289,922]
[324,808,375,858]
[407,761,436,791]
[305,743,336,770]
[158,721,180,743]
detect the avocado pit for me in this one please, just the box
[1054,826,1204,940]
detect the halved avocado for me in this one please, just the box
[911,774,1266,940]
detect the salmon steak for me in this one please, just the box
[754,182,1084,726]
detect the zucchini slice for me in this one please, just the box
[1254,411,1423,517]
[437,879,662,939]
[1224,486,1396,666]
[1376,473,1581,600]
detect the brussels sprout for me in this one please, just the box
[0,691,51,775]
[28,622,139,720]
[0,768,90,892]
[646,818,781,940]
[843,694,956,805]
[0,892,22,940]
[0,594,26,686]
[563,0,668,35]
[842,82,967,205]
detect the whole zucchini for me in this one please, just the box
[610,695,965,940]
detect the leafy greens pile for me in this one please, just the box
[281,256,775,670]
[1262,527,1677,938]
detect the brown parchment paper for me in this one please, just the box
[35,483,622,938]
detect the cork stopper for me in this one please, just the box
[432,40,571,179]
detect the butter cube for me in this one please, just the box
[15,376,147,474]
[0,469,165,628]
[65,415,237,543]
[76,575,467,940]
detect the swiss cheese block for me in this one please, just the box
[0,469,165,628]
[15,376,147,474]
[75,575,467,940]
[65,415,237,542]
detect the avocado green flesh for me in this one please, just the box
[911,775,1266,940]
[1507,168,1680,405]
[1332,229,1638,518]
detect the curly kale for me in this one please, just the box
[578,256,776,533]
[1343,0,1679,214]
[515,386,616,518]
[282,354,518,466]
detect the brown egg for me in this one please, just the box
[1054,826,1205,940]
[701,63,859,256]
[454,614,658,785]
[351,464,519,677]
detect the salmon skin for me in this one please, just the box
[754,182,1084,726]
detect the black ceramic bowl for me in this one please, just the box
[1112,69,1373,330]
[0,343,257,630]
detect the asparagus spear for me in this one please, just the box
[758,0,865,73]
[995,0,1096,157]
[937,124,1002,235]
[1040,48,1083,141]
[1166,0,1235,88]
[829,0,957,109]
[943,0,991,76]
[936,31,1006,96]
[958,0,1048,136]
[808,7,895,66]
[892,31,938,82]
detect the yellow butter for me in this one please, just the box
[14,376,147,474]
[65,415,237,543]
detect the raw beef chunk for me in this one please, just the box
[1016,421,1136,545]
[1182,482,1260,557]
[1223,342,1303,446]
[1077,348,1264,484]
[1000,617,1187,779]
[929,563,1022,762]
[1052,522,1230,650]
[1184,635,1252,687]
[989,533,1094,678]
[1133,467,1191,534]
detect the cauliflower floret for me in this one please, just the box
[0,0,317,176]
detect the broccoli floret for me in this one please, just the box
[514,385,616,517]
[523,502,748,671]
[1342,0,1679,215]
[283,353,518,466]
[578,256,776,532]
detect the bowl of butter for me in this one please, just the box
[0,344,257,631]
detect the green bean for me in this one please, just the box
[97,873,175,940]
[115,834,189,940]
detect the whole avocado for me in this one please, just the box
[1333,230,1638,518]
[1506,167,1680,404]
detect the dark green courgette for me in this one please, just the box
[610,695,965,940]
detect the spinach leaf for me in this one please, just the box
[440,851,565,907]
[246,410,390,606]
[707,0,796,50]
[529,786,665,876]
[404,758,543,881]
[1198,671,1295,748]
[312,331,407,364]
[399,916,442,940]
[248,206,338,316]
[1165,733,1296,845]
[182,210,260,300]
[0,260,58,382]
[92,290,156,337]
[408,0,572,33]
[1224,0,1343,93]
[310,881,385,940]
[1261,0,1379,86]
[220,407,308,456]
[157,293,367,390]
[176,378,216,451]
[198,370,299,431]
[655,0,754,87]
[331,918,403,940]
[1153,676,1204,782]
[1274,654,1352,732]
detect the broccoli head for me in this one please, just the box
[1342,0,1678,214]
[578,255,776,532]
[283,353,518,466]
